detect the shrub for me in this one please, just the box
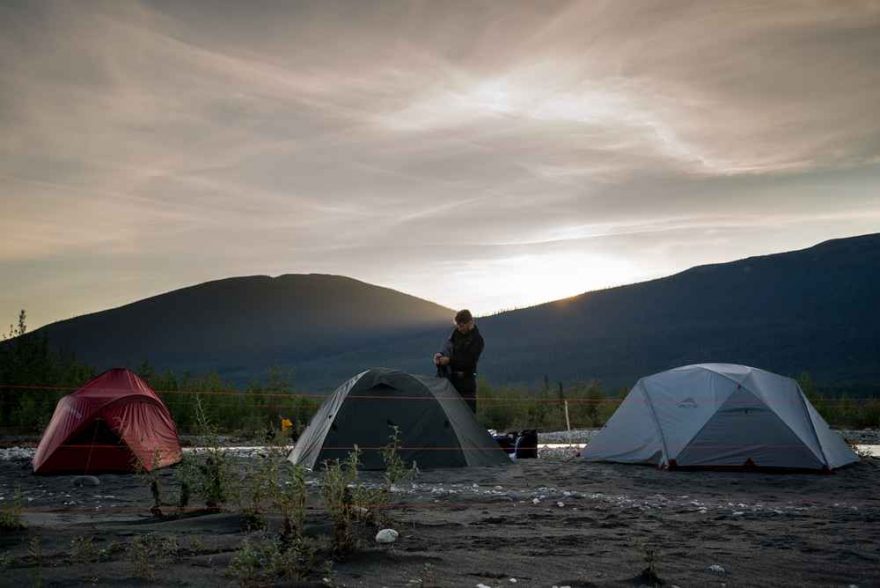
[127,533,180,581]
[321,449,360,554]
[228,534,318,587]
[175,396,238,510]
[70,535,99,563]
[381,425,419,487]
[28,536,43,588]
[0,487,26,532]
[276,462,308,541]
[477,379,622,432]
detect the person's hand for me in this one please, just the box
[437,355,450,366]
[433,353,442,365]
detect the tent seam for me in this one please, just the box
[794,385,830,467]
[679,385,825,469]
[641,384,670,465]
[59,396,165,446]
[694,366,827,465]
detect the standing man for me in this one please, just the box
[433,309,484,413]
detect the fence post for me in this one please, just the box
[564,399,572,448]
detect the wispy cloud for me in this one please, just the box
[1,0,879,327]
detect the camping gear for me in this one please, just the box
[493,429,538,458]
[33,368,182,474]
[288,368,510,469]
[583,363,858,471]
[514,429,538,458]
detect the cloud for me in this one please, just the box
[1,0,879,327]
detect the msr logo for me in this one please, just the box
[678,397,698,409]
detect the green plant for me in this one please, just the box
[228,537,273,587]
[277,462,308,540]
[274,537,318,583]
[70,535,100,563]
[382,425,419,486]
[127,533,180,580]
[228,535,318,587]
[0,552,12,569]
[350,426,420,526]
[321,448,360,554]
[321,560,337,586]
[637,540,663,587]
[0,487,26,532]
[175,396,238,510]
[188,536,206,553]
[128,535,155,581]
[240,507,268,532]
[98,540,123,561]
[132,449,165,516]
[28,536,43,588]
[240,448,283,530]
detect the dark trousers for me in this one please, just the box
[449,373,477,413]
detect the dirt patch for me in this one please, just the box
[1,448,879,586]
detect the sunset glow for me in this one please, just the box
[1,1,879,328]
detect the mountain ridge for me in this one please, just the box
[14,232,880,392]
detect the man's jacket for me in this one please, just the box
[436,325,484,378]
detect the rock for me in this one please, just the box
[557,501,565,508]
[707,564,726,575]
[375,528,399,544]
[72,475,100,487]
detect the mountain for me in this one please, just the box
[30,274,454,384]
[472,232,880,389]
[291,233,880,391]
[18,233,880,392]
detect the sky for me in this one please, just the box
[2,0,880,331]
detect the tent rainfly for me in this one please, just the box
[288,368,510,470]
[583,363,858,471]
[33,368,182,474]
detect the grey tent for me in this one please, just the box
[583,364,858,471]
[288,368,510,469]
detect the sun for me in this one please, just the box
[451,251,642,314]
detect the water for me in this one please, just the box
[857,444,880,457]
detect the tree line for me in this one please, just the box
[1,309,878,437]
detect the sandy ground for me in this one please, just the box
[1,434,879,587]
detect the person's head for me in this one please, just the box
[454,309,475,333]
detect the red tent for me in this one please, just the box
[33,368,182,474]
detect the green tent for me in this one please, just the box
[288,368,510,469]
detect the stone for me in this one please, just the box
[375,528,399,544]
[72,475,100,487]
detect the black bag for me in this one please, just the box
[514,429,538,459]
[493,432,518,454]
[493,429,538,459]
